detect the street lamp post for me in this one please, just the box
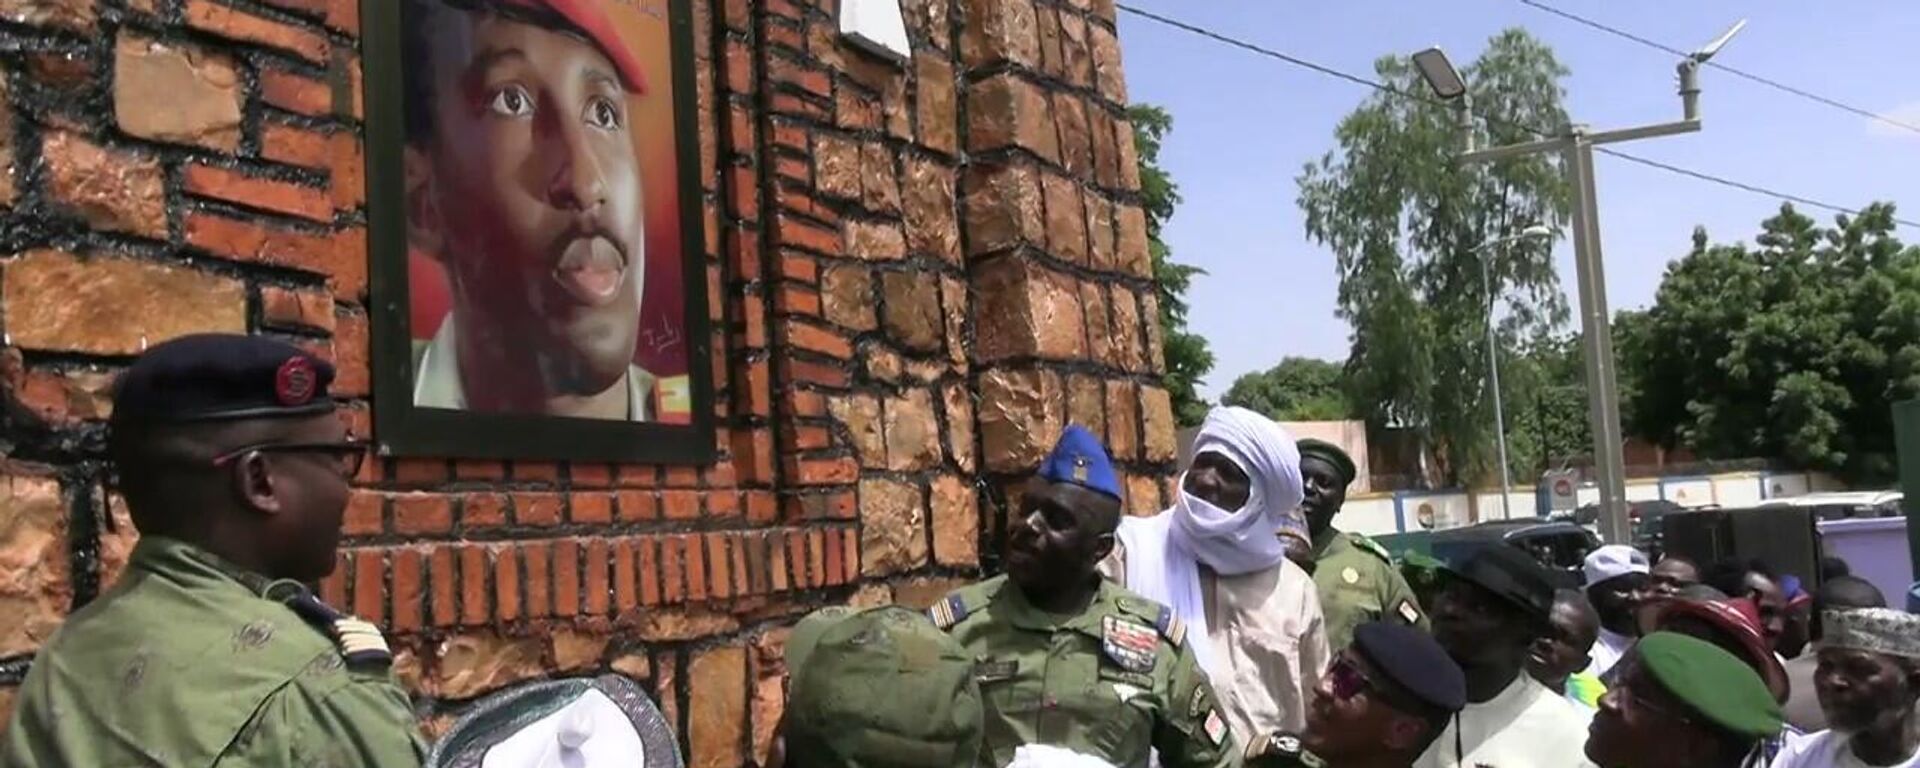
[1410,19,1746,544]
[1476,226,1554,520]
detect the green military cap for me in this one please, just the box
[1638,632,1783,738]
[1296,438,1356,487]
[785,605,984,768]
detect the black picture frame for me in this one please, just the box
[361,0,715,464]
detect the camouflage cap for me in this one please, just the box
[784,605,984,768]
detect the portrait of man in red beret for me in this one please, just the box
[399,0,690,423]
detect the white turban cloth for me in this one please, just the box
[1116,406,1302,675]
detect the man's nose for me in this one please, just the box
[540,110,607,211]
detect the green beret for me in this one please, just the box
[1638,632,1783,738]
[785,606,984,767]
[1296,438,1356,486]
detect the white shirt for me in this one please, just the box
[1414,674,1597,768]
[1584,628,1635,678]
[1770,730,1920,768]
[413,316,653,421]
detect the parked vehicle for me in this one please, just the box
[1427,520,1601,588]
[1760,491,1903,520]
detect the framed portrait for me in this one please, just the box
[363,0,714,463]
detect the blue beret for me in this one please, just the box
[111,333,337,427]
[1037,424,1121,501]
[1353,621,1465,713]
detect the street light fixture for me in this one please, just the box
[1413,19,1746,544]
[1475,225,1556,521]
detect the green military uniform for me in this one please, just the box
[1310,531,1427,651]
[2,536,426,767]
[930,574,1239,768]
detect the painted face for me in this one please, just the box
[412,9,646,408]
[1299,455,1347,532]
[1003,480,1113,599]
[1183,450,1251,512]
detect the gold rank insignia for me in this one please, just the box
[1072,455,1089,482]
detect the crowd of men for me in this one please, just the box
[4,334,1920,768]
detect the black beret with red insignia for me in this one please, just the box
[110,333,337,427]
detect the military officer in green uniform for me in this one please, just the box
[1298,439,1426,651]
[930,425,1239,768]
[2,334,426,767]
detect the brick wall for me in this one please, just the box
[0,0,1171,765]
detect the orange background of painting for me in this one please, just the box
[407,0,690,390]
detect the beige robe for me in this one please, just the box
[1100,543,1331,742]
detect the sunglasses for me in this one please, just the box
[212,439,370,478]
[1327,656,1376,701]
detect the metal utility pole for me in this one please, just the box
[1411,19,1747,544]
[1475,227,1553,520]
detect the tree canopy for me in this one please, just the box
[1222,357,1355,422]
[1619,203,1920,483]
[1133,104,1216,428]
[1296,29,1573,486]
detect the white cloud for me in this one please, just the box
[1865,100,1920,140]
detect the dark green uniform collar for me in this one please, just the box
[992,577,1125,635]
[129,536,297,600]
[1312,528,1349,559]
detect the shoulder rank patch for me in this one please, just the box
[1351,533,1393,562]
[1396,597,1423,625]
[279,584,391,667]
[1154,605,1187,648]
[1202,708,1228,747]
[927,593,969,630]
[1102,615,1159,673]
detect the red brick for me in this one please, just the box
[523,543,551,618]
[789,457,857,486]
[514,492,562,526]
[391,548,424,632]
[703,462,738,488]
[707,491,740,521]
[785,533,809,589]
[187,0,329,63]
[514,462,561,483]
[329,131,364,211]
[773,284,821,316]
[658,537,683,604]
[770,532,791,593]
[571,463,613,487]
[617,491,659,522]
[617,465,660,488]
[454,461,505,481]
[392,493,452,536]
[460,545,489,626]
[683,535,708,602]
[808,530,827,588]
[392,458,445,486]
[782,425,831,452]
[745,492,777,525]
[781,322,852,358]
[184,212,355,295]
[341,489,383,536]
[259,67,331,115]
[731,536,751,597]
[183,163,331,222]
[637,538,663,606]
[776,215,839,255]
[554,540,581,617]
[331,309,370,396]
[584,539,611,616]
[662,490,700,520]
[785,389,827,418]
[461,493,507,528]
[430,546,457,627]
[493,546,521,621]
[841,529,859,584]
[822,530,843,587]
[259,285,334,333]
[706,533,732,600]
[613,539,638,611]
[778,250,819,284]
[326,0,359,34]
[261,122,330,170]
[352,549,383,624]
[321,551,348,606]
[569,492,612,524]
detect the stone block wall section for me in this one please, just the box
[0,0,1174,765]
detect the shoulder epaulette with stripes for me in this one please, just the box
[927,593,970,630]
[1154,604,1186,648]
[280,586,393,667]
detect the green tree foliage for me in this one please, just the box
[1501,334,1592,476]
[1620,203,1920,483]
[1132,104,1215,428]
[1296,30,1573,486]
[1222,357,1355,422]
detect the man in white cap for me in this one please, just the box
[1100,406,1331,739]
[1768,607,1920,768]
[420,674,683,768]
[1583,545,1651,679]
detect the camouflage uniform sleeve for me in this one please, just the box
[1153,641,1241,768]
[221,661,426,767]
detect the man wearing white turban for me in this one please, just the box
[1099,406,1331,741]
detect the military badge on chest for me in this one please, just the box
[1101,615,1159,673]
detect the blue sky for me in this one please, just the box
[1116,1,1920,399]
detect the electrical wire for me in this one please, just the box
[1516,0,1920,136]
[1113,2,1920,230]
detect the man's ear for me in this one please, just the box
[231,451,282,515]
[403,145,446,258]
[1090,531,1116,565]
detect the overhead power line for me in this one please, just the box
[1113,2,1920,231]
[1516,0,1920,136]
